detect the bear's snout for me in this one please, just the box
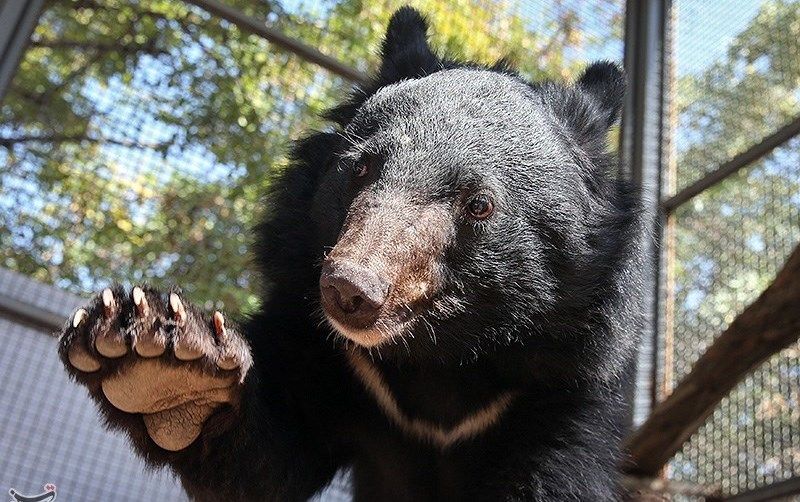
[318,195,453,346]
[320,260,389,329]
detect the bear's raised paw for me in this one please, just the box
[58,286,252,451]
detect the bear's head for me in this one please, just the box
[277,8,641,380]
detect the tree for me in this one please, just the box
[0,0,622,312]
[665,0,800,493]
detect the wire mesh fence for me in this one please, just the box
[0,268,190,501]
[662,0,800,496]
[5,0,798,499]
[0,0,625,498]
[0,0,625,315]
[671,0,800,192]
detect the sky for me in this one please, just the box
[674,0,763,75]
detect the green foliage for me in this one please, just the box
[675,1,800,186]
[670,0,800,373]
[667,0,800,492]
[0,0,621,312]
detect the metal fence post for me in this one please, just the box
[0,0,45,102]
[620,0,670,427]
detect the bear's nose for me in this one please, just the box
[320,260,389,328]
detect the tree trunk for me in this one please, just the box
[624,244,800,476]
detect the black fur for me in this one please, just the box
[69,8,644,501]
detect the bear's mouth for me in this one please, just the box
[320,279,425,347]
[322,309,416,347]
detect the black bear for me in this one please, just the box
[59,7,643,501]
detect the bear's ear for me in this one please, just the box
[576,61,626,128]
[323,8,439,125]
[379,7,440,84]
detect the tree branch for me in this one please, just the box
[624,244,800,475]
[0,134,172,150]
[30,39,167,56]
[622,476,722,501]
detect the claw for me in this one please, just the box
[132,287,148,316]
[102,288,115,316]
[169,293,186,324]
[212,311,226,340]
[72,308,87,328]
[213,312,237,369]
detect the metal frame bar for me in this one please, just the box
[183,0,369,85]
[0,0,45,102]
[0,268,82,335]
[0,292,64,333]
[620,0,670,425]
[662,114,800,212]
[622,475,722,500]
[725,477,800,502]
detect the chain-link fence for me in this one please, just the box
[0,0,626,499]
[661,0,800,497]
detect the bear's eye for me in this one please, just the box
[466,194,494,220]
[354,155,375,178]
